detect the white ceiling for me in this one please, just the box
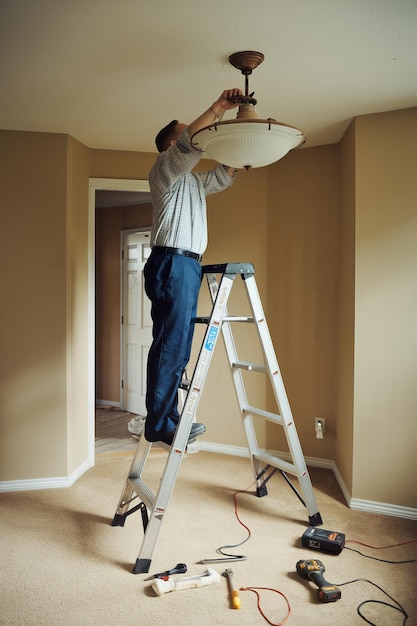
[1,0,416,155]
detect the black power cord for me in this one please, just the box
[197,483,253,564]
[336,578,409,625]
[344,538,417,564]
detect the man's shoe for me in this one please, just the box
[159,422,206,447]
[127,415,146,439]
[189,422,206,438]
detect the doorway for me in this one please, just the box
[88,178,151,463]
[121,230,152,415]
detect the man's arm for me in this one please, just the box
[187,88,243,142]
[150,89,243,190]
[188,89,242,176]
[223,165,239,178]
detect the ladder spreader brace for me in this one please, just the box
[111,262,323,574]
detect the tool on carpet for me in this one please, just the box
[112,263,322,574]
[222,568,241,609]
[198,556,247,564]
[144,562,187,581]
[151,568,220,596]
[296,559,341,603]
[301,527,345,554]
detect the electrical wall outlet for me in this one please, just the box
[315,417,325,438]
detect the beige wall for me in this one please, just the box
[0,131,69,480]
[336,121,356,496]
[353,108,417,507]
[66,136,91,473]
[1,108,416,511]
[91,148,155,181]
[266,146,340,461]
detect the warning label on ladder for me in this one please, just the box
[205,326,218,351]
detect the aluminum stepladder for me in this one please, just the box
[112,262,322,574]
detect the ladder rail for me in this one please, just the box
[112,432,153,523]
[243,275,294,429]
[241,274,320,519]
[207,268,321,520]
[114,269,240,573]
[129,432,153,476]
[205,271,267,490]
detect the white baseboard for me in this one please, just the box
[331,459,352,507]
[195,441,250,457]
[196,441,417,521]
[95,400,122,408]
[349,498,417,520]
[2,442,417,521]
[0,458,92,493]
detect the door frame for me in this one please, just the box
[88,178,150,464]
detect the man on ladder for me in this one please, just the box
[142,88,242,446]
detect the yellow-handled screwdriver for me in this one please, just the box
[222,568,241,609]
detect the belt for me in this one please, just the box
[152,246,202,262]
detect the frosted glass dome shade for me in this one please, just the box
[191,119,305,170]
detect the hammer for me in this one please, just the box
[222,568,241,609]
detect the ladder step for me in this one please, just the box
[243,405,283,425]
[128,477,155,511]
[234,361,267,373]
[253,449,298,477]
[202,262,255,276]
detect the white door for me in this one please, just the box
[122,231,152,415]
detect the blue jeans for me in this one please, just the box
[144,250,202,440]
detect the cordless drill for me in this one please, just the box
[296,559,341,603]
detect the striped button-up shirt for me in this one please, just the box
[148,128,233,255]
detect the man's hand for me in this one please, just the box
[188,88,244,149]
[213,88,244,114]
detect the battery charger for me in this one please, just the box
[301,527,345,554]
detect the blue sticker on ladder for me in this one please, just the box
[205,326,218,351]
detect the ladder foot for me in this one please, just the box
[309,512,323,527]
[133,558,151,574]
[256,484,268,498]
[111,513,126,527]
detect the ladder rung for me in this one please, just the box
[223,316,254,323]
[233,361,267,373]
[194,316,210,324]
[253,450,298,477]
[243,405,283,425]
[194,316,254,324]
[128,477,155,511]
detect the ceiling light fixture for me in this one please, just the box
[191,51,305,170]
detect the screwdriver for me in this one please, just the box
[144,562,187,581]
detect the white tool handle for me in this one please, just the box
[152,568,220,596]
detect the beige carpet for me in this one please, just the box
[1,450,416,626]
